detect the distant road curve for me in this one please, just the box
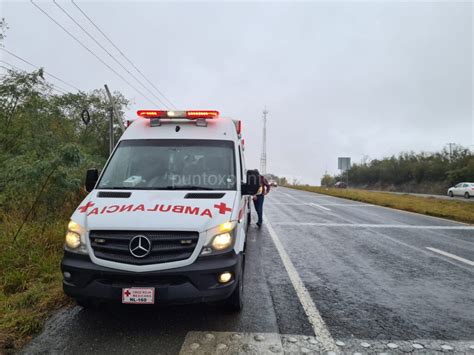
[366,190,474,203]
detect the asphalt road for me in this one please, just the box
[23,187,474,354]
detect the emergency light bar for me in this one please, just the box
[137,110,219,119]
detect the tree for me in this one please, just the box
[278,176,288,186]
[0,18,8,45]
[321,174,334,187]
[321,147,473,193]
[0,67,129,221]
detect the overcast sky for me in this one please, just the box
[1,0,472,184]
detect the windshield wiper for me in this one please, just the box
[107,187,148,190]
[162,185,215,190]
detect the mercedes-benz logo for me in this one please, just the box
[129,235,152,258]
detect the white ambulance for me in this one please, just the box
[61,110,260,311]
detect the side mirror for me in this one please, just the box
[242,169,260,195]
[85,168,99,192]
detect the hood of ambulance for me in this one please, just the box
[71,190,238,232]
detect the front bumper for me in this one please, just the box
[61,251,242,305]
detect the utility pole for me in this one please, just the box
[260,108,268,175]
[447,142,456,160]
[104,84,125,132]
[104,84,125,155]
[108,106,114,154]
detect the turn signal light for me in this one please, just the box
[219,221,234,233]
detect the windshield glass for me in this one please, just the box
[97,139,236,190]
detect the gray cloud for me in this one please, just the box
[1,0,472,184]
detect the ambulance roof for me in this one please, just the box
[120,116,240,142]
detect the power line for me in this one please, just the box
[0,64,68,95]
[0,47,81,92]
[0,66,68,96]
[71,0,177,109]
[0,61,70,95]
[53,0,168,108]
[0,60,69,94]
[30,0,156,107]
[0,60,27,73]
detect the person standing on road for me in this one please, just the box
[253,172,271,228]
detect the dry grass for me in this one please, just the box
[288,186,474,224]
[0,213,72,352]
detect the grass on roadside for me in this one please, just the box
[288,185,474,224]
[0,214,72,352]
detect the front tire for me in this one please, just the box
[465,192,470,199]
[448,191,454,197]
[225,263,244,312]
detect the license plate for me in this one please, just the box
[122,287,155,304]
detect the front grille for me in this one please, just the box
[89,230,199,265]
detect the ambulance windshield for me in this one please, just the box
[97,139,236,190]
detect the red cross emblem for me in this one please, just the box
[78,201,95,213]
[214,202,232,215]
[124,290,131,297]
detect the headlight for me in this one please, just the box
[201,221,237,255]
[65,231,81,249]
[65,220,88,254]
[211,233,232,251]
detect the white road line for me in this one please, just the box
[281,191,343,209]
[266,203,308,206]
[282,187,471,226]
[426,247,474,266]
[272,222,474,230]
[316,203,375,207]
[309,202,331,211]
[267,202,374,207]
[264,214,337,352]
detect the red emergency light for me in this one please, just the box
[234,120,242,135]
[137,110,167,118]
[137,110,219,119]
[186,111,219,119]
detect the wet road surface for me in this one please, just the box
[23,187,474,354]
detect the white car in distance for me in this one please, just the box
[447,182,474,199]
